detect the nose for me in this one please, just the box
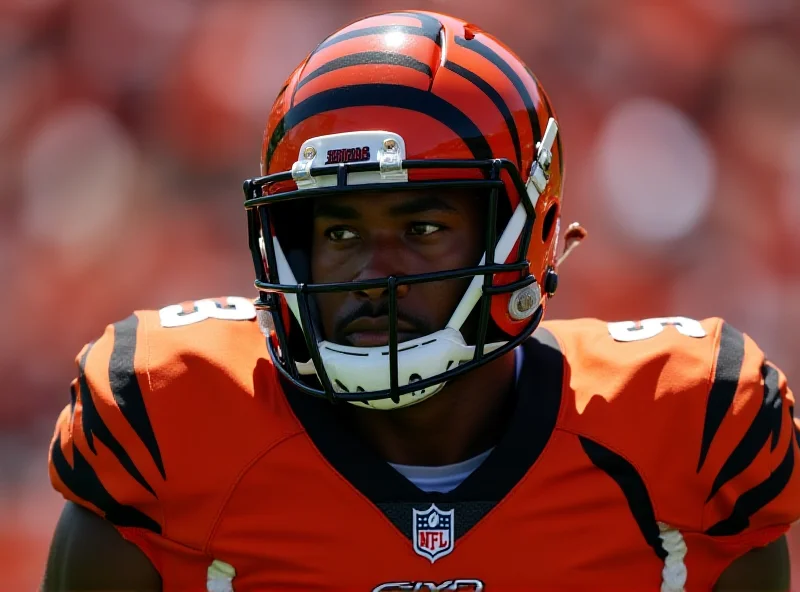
[352,242,411,301]
[355,281,410,302]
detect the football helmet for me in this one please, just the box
[243,10,564,409]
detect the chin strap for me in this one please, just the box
[295,327,506,410]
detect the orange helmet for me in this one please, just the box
[244,10,564,408]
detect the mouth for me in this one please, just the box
[344,331,423,348]
[341,316,424,347]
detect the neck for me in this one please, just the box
[344,350,517,466]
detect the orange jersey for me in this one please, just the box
[49,300,800,591]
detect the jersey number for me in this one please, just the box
[159,297,256,328]
[607,316,706,342]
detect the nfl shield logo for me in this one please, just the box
[412,504,455,563]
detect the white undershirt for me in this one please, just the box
[388,346,524,493]
[389,448,494,493]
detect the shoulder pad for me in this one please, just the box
[48,297,297,549]
[545,317,800,541]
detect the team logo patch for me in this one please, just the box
[412,504,454,563]
[325,146,371,164]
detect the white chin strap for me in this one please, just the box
[263,121,557,410]
[295,328,503,410]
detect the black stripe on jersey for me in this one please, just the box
[78,343,157,497]
[266,84,493,170]
[314,12,443,54]
[579,437,668,561]
[705,434,795,536]
[453,36,542,147]
[697,323,745,472]
[444,60,522,169]
[295,52,433,95]
[110,314,166,480]
[706,362,786,502]
[50,433,161,533]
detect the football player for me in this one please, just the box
[43,10,800,592]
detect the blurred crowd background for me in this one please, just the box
[2,0,799,587]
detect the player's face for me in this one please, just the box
[310,189,486,347]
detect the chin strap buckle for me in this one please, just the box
[528,117,559,198]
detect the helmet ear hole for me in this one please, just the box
[542,204,559,243]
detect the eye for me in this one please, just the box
[408,222,444,236]
[326,227,359,242]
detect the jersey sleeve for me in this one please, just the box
[49,314,166,535]
[548,316,799,588]
[48,309,247,584]
[696,321,800,544]
[48,301,290,584]
[552,316,800,545]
